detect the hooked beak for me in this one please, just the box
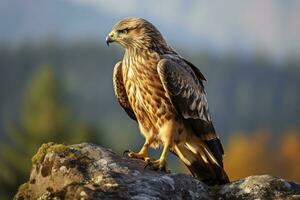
[106,36,112,46]
[105,32,114,46]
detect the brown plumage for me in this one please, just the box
[107,17,229,185]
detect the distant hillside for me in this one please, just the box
[1,41,299,139]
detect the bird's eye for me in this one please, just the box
[118,28,128,34]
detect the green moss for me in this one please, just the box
[209,184,223,199]
[32,143,76,164]
[47,144,69,154]
[209,184,222,191]
[32,142,55,164]
[66,152,77,159]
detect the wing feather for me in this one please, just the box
[157,57,211,123]
[157,57,225,166]
[113,61,137,121]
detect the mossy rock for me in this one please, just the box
[32,143,76,164]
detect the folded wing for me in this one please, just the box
[113,61,137,121]
[157,56,224,166]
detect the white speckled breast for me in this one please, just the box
[122,50,176,145]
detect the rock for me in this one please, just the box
[14,143,300,200]
[219,175,300,200]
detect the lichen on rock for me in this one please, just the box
[15,143,300,200]
[32,142,77,164]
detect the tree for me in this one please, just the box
[0,66,99,199]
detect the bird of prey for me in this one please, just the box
[106,17,229,185]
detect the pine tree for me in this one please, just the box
[0,66,99,199]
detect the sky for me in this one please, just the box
[0,0,299,62]
[71,0,300,61]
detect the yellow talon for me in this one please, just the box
[123,141,152,161]
[144,144,170,173]
[123,149,150,161]
[144,158,169,172]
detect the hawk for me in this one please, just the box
[106,17,229,185]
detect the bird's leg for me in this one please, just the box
[123,140,152,162]
[144,121,174,172]
[145,143,170,172]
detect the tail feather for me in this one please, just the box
[204,138,225,167]
[175,137,229,185]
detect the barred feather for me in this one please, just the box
[110,17,229,184]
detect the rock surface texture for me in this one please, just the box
[15,143,300,200]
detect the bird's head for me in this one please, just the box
[106,17,167,50]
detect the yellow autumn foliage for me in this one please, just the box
[224,129,300,182]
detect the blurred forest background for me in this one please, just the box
[0,0,300,199]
